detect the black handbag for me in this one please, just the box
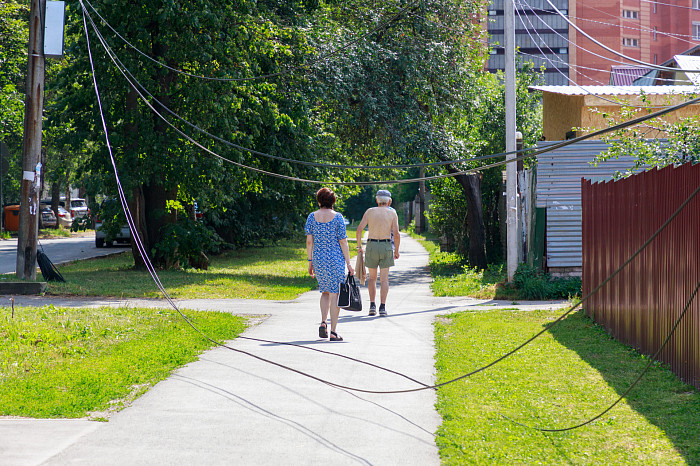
[337,273,362,312]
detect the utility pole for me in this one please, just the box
[16,0,46,280]
[505,0,518,282]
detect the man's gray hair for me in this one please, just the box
[376,195,391,205]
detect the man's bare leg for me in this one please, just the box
[379,267,390,316]
[379,267,390,303]
[368,267,378,315]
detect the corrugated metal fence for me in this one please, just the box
[581,162,700,389]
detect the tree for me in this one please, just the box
[428,67,543,267]
[0,0,29,206]
[53,0,330,266]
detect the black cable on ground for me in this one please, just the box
[37,248,66,282]
[501,274,700,432]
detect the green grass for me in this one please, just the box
[47,239,318,299]
[408,230,504,298]
[39,227,72,238]
[435,308,700,464]
[0,304,247,418]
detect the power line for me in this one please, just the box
[514,1,696,109]
[83,3,700,188]
[81,5,523,172]
[639,0,700,11]
[543,0,700,74]
[512,48,693,85]
[503,271,700,432]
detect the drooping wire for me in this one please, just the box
[80,1,435,394]
[81,0,422,83]
[81,5,700,188]
[78,6,526,172]
[78,0,700,400]
[502,274,700,432]
[511,48,693,86]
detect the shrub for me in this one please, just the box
[511,263,581,300]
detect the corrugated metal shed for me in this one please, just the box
[536,140,645,271]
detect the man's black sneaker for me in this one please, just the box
[379,305,387,316]
[369,303,377,316]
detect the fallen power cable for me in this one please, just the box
[37,250,66,282]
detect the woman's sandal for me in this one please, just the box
[319,322,328,338]
[329,331,343,342]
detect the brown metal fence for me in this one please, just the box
[582,162,700,389]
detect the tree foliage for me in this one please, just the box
[591,93,700,176]
[0,0,29,205]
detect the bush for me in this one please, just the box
[154,218,223,270]
[511,263,581,300]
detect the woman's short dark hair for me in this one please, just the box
[316,187,336,208]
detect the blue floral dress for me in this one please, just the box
[305,212,347,293]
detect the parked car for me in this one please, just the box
[55,206,73,229]
[95,199,131,248]
[39,206,57,229]
[63,198,90,220]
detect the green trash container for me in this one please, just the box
[4,205,20,232]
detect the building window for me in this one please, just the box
[623,10,639,19]
[653,26,657,41]
[653,1,657,13]
[694,0,700,10]
[622,38,639,47]
[694,22,700,40]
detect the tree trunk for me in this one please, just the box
[444,165,488,269]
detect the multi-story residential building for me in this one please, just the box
[570,0,700,85]
[486,0,571,85]
[486,1,700,85]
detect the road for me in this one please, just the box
[0,234,129,275]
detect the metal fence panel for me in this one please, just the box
[582,162,700,389]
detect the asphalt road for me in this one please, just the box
[0,234,129,275]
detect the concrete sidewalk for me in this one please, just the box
[1,234,567,465]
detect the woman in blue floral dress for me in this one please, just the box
[305,188,354,341]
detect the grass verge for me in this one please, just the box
[47,239,318,299]
[407,230,503,299]
[435,308,699,464]
[0,304,247,419]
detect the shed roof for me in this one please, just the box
[610,66,651,86]
[530,85,698,96]
[673,55,700,86]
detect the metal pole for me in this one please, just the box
[505,0,518,281]
[16,0,46,280]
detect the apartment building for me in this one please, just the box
[486,0,700,85]
[486,0,571,85]
[570,0,700,84]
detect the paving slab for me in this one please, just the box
[0,233,568,465]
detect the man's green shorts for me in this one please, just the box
[365,241,394,269]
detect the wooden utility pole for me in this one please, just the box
[16,0,46,280]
